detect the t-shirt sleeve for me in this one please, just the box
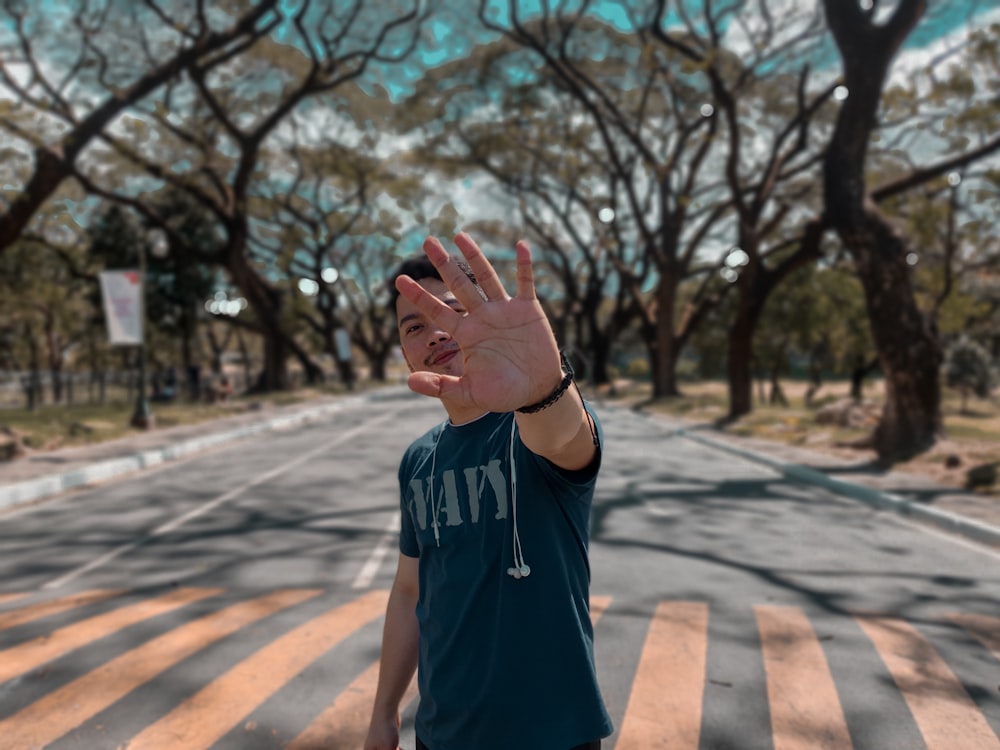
[398,460,420,558]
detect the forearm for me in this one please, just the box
[370,584,420,721]
[515,379,596,471]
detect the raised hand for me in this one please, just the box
[395,233,564,414]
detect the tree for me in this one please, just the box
[943,336,995,414]
[645,0,839,419]
[20,0,430,391]
[820,0,1000,462]
[877,23,1000,360]
[474,3,736,398]
[264,138,427,388]
[144,194,220,397]
[0,0,282,254]
[0,231,94,408]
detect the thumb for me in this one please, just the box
[407,371,463,399]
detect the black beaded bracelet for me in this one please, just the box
[515,369,574,414]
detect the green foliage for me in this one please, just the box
[625,356,650,380]
[0,231,96,382]
[684,291,735,379]
[943,336,995,403]
[750,262,874,380]
[145,195,220,344]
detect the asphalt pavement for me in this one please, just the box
[1,387,998,549]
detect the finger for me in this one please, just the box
[406,371,463,400]
[395,274,462,332]
[514,240,536,300]
[422,236,488,310]
[453,232,508,301]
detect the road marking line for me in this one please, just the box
[287,593,611,748]
[0,588,321,749]
[756,606,853,750]
[0,587,220,685]
[42,412,397,590]
[353,514,401,590]
[949,612,1000,661]
[615,601,708,750]
[287,658,419,750]
[856,614,1000,750]
[590,595,611,625]
[124,589,390,750]
[0,589,121,631]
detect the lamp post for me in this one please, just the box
[130,229,169,429]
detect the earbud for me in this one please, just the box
[506,565,531,580]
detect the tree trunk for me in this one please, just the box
[369,355,387,382]
[291,344,325,385]
[727,314,755,420]
[231,259,290,393]
[849,356,879,401]
[844,218,942,461]
[651,279,681,398]
[45,318,63,404]
[821,0,938,463]
[332,353,356,390]
[589,332,612,387]
[726,277,768,420]
[768,364,788,407]
[255,332,290,392]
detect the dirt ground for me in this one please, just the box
[600,378,1000,497]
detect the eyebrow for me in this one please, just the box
[397,298,464,330]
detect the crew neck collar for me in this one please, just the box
[446,411,492,428]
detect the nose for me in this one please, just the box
[427,329,449,347]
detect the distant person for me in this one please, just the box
[364,234,612,750]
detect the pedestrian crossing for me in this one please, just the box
[0,589,997,749]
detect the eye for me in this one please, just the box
[405,323,423,335]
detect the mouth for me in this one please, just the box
[428,348,460,367]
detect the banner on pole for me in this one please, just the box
[99,270,143,345]
[334,328,352,362]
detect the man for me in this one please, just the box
[364,233,612,750]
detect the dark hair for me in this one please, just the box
[386,254,479,312]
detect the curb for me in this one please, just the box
[0,392,384,513]
[678,428,1000,549]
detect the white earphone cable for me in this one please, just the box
[508,417,530,579]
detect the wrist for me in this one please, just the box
[516,368,573,414]
[369,703,399,724]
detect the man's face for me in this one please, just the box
[396,277,466,376]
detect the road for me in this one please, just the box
[0,391,998,749]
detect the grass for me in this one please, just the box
[0,381,370,456]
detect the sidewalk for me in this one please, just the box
[675,422,1000,549]
[0,391,382,512]
[2,393,999,550]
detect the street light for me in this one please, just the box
[130,229,169,429]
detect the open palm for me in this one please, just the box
[395,233,564,414]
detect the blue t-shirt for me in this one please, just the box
[398,409,613,750]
